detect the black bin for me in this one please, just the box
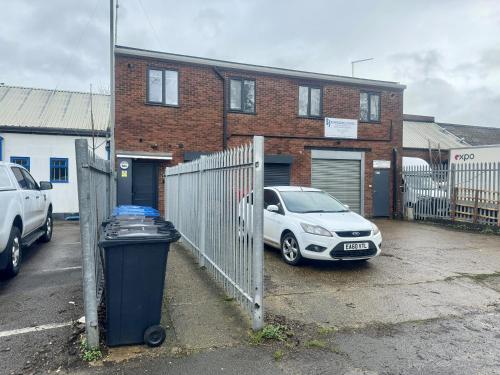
[100,224,180,347]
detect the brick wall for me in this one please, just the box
[115,54,404,217]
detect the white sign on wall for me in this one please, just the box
[324,117,358,139]
[373,160,391,169]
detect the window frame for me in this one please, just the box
[297,85,323,119]
[146,67,180,107]
[10,156,30,171]
[228,77,256,115]
[50,157,69,183]
[359,91,381,123]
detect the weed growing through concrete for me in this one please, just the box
[273,349,284,361]
[304,339,327,349]
[80,338,103,362]
[317,326,337,335]
[249,324,289,344]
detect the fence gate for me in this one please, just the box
[75,139,112,348]
[165,136,264,330]
[403,162,500,226]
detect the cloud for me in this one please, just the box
[0,0,499,127]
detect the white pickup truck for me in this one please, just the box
[0,162,53,277]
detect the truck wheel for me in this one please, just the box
[144,325,166,347]
[1,227,22,278]
[39,211,53,243]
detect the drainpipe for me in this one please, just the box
[213,67,227,150]
[392,147,399,219]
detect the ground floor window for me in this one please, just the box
[10,156,30,171]
[50,158,69,183]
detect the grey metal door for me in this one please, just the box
[132,161,158,209]
[311,159,362,214]
[264,163,291,186]
[372,169,390,217]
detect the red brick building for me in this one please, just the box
[114,46,405,217]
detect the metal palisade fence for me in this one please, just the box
[165,136,264,330]
[75,139,112,348]
[403,162,500,226]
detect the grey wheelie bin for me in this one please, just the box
[100,224,180,347]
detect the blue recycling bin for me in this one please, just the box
[112,205,160,218]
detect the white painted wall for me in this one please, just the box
[0,133,107,214]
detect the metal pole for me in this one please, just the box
[251,136,264,330]
[109,0,116,209]
[75,139,100,348]
[199,156,207,268]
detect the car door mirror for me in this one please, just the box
[266,204,279,213]
[343,204,349,209]
[39,181,53,190]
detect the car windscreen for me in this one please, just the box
[279,191,348,213]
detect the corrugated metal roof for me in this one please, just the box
[0,85,110,131]
[403,120,469,150]
[438,123,500,146]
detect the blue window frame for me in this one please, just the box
[50,158,69,183]
[10,156,30,171]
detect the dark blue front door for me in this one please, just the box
[372,169,390,217]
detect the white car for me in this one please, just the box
[0,162,53,277]
[263,186,381,265]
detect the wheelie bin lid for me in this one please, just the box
[112,205,160,218]
[100,226,181,248]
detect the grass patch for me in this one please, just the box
[304,339,327,349]
[80,338,103,362]
[223,296,234,302]
[317,326,336,335]
[249,324,289,344]
[273,349,284,361]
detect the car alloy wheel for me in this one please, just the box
[46,216,52,238]
[281,233,302,265]
[11,235,20,269]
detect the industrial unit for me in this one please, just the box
[114,46,406,217]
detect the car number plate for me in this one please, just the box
[344,242,369,251]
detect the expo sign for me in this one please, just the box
[454,153,475,161]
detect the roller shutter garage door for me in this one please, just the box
[311,159,362,214]
[264,163,291,187]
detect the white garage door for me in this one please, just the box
[311,158,362,214]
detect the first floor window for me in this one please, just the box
[147,68,179,106]
[229,78,255,113]
[298,85,322,117]
[50,158,68,183]
[10,156,30,171]
[360,92,381,122]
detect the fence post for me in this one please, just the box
[473,189,479,224]
[75,139,100,348]
[199,156,207,268]
[252,136,264,331]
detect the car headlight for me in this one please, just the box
[371,222,380,236]
[300,223,332,237]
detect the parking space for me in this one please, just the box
[0,222,83,374]
[264,220,500,328]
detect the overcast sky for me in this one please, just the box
[1,0,499,127]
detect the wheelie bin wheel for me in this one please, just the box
[144,325,166,347]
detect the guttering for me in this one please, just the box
[213,67,227,150]
[0,126,109,137]
[115,45,406,91]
